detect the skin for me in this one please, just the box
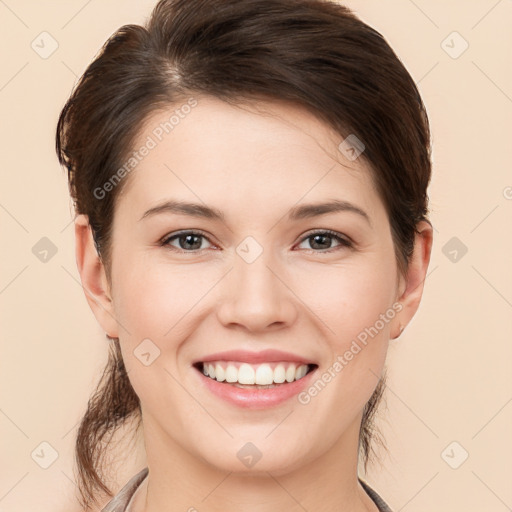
[75,95,432,512]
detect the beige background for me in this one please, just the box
[1,1,511,511]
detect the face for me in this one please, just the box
[94,95,409,475]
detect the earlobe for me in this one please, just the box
[391,220,433,339]
[74,214,119,338]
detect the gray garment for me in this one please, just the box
[101,467,393,512]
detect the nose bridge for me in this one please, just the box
[217,240,296,331]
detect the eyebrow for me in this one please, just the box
[139,199,371,226]
[288,199,371,226]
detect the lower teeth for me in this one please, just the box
[202,377,290,389]
[230,382,287,389]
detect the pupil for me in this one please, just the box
[311,234,330,250]
[182,234,201,250]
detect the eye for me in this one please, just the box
[296,229,353,253]
[160,230,215,252]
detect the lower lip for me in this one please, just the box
[194,366,317,409]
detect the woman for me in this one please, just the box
[56,0,433,510]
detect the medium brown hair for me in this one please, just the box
[56,0,431,508]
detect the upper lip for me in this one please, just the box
[193,349,317,366]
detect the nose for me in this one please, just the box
[216,247,298,332]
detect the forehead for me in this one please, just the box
[114,95,382,223]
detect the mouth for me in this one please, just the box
[191,349,320,408]
[192,361,319,389]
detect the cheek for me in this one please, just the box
[294,263,394,422]
[111,255,199,339]
[293,257,397,345]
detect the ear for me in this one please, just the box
[391,220,433,339]
[74,214,119,338]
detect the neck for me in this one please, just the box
[131,415,379,512]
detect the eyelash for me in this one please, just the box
[159,229,353,254]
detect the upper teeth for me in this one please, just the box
[201,361,310,385]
